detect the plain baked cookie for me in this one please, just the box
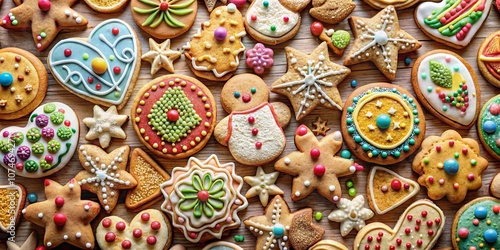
[451,197,500,250]
[0,48,48,120]
[309,0,355,24]
[412,50,480,129]
[477,94,500,160]
[477,31,500,87]
[131,74,216,159]
[341,83,426,165]
[363,0,429,10]
[412,130,488,203]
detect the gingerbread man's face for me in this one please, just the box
[221,74,270,113]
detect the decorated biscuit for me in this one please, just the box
[415,0,493,49]
[75,145,137,213]
[353,200,445,250]
[310,22,351,56]
[345,6,421,80]
[22,179,101,249]
[131,0,197,39]
[142,39,182,75]
[183,4,245,81]
[341,83,426,165]
[244,0,310,45]
[204,0,227,12]
[244,195,325,250]
[491,173,500,198]
[215,74,290,166]
[367,166,420,215]
[126,148,171,212]
[478,31,500,87]
[160,155,248,243]
[244,167,284,207]
[271,42,350,121]
[412,130,488,203]
[452,197,500,250]
[48,19,141,110]
[131,75,216,159]
[0,184,25,234]
[0,102,79,178]
[0,0,87,51]
[84,0,129,12]
[245,43,274,75]
[312,116,330,136]
[412,50,480,129]
[328,195,374,237]
[363,0,426,9]
[0,48,48,120]
[202,242,243,250]
[83,105,128,149]
[309,240,348,250]
[309,0,355,24]
[478,94,500,160]
[96,209,173,250]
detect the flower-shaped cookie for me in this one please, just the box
[328,195,374,237]
[412,130,488,203]
[244,167,283,206]
[245,43,274,75]
[83,105,128,149]
[142,38,182,75]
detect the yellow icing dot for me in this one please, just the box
[173,148,178,153]
[197,91,203,97]
[151,85,157,91]
[205,104,210,109]
[437,163,443,169]
[480,243,484,248]
[160,82,166,87]
[140,100,145,105]
[162,148,167,153]
[140,128,145,134]
[195,137,201,142]
[135,117,140,122]
[181,81,186,86]
[144,136,149,141]
[190,141,195,146]
[169,81,175,86]
[401,123,406,128]
[182,146,188,151]
[368,152,373,158]
[144,93,150,98]
[161,142,166,146]
[487,220,491,225]
[91,58,107,74]
[175,78,180,82]
[202,131,207,136]
[191,85,196,91]
[202,97,207,102]
[136,108,142,114]
[153,143,158,148]
[206,112,212,117]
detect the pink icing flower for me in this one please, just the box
[246,43,274,74]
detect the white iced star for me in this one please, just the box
[328,195,374,237]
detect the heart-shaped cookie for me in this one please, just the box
[96,209,172,250]
[0,183,25,234]
[411,50,480,129]
[354,200,445,249]
[48,19,141,110]
[414,0,493,49]
[0,102,79,178]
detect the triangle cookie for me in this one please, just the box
[126,148,171,212]
[367,166,420,214]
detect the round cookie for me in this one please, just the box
[131,74,216,159]
[451,197,500,250]
[83,0,129,13]
[363,0,425,10]
[202,242,243,250]
[478,31,500,88]
[478,94,500,160]
[341,83,426,165]
[0,48,48,120]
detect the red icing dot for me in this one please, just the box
[462,148,468,154]
[404,183,410,189]
[390,246,395,250]
[427,220,433,227]
[35,247,46,250]
[242,93,251,103]
[417,239,423,246]
[467,174,474,181]
[405,228,411,234]
[189,232,198,239]
[427,176,434,183]
[197,190,209,202]
[151,221,161,230]
[428,229,434,236]
[102,218,112,228]
[310,21,324,36]
[38,0,51,11]
[375,245,380,250]
[314,164,325,176]
[87,77,93,84]
[44,179,51,186]
[63,49,72,57]
[436,145,441,152]
[215,223,221,229]
[296,125,308,136]
[378,232,383,237]
[421,211,428,217]
[147,236,157,245]
[122,240,132,249]
[310,148,321,158]
[415,225,420,231]
[391,179,402,191]
[416,219,421,225]
[96,84,102,90]
[141,212,150,221]
[364,244,370,250]
[133,228,142,238]
[159,2,169,11]
[248,116,255,124]
[53,213,67,226]
[493,205,500,214]
[396,238,402,245]
[113,66,121,75]
[376,236,381,242]
[406,243,411,249]
[496,138,500,148]
[407,215,413,221]
[251,15,257,21]
[112,27,119,35]
[453,183,459,189]
[105,232,116,242]
[458,227,469,238]
[167,109,179,122]
[255,141,262,149]
[64,120,71,127]
[58,108,65,114]
[367,236,373,242]
[435,218,441,224]
[55,196,64,207]
[473,219,479,226]
[252,128,258,136]
[449,140,454,146]
[490,103,500,115]
[16,163,24,170]
[283,16,289,22]
[116,221,126,231]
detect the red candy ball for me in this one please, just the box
[296,125,308,136]
[133,228,142,238]
[229,0,246,8]
[38,0,51,11]
[391,179,401,191]
[403,183,410,189]
[63,49,72,57]
[197,190,209,202]
[255,141,262,149]
[159,2,169,11]
[102,218,112,228]
[490,103,500,115]
[493,205,500,214]
[313,164,325,176]
[147,236,157,245]
[252,128,259,136]
[167,109,179,122]
[242,93,251,103]
[248,116,255,124]
[105,232,116,242]
[122,240,132,249]
[310,21,324,36]
[54,196,64,207]
[310,148,321,158]
[151,221,161,230]
[64,120,71,126]
[53,213,67,226]
[116,221,126,231]
[113,66,121,75]
[141,212,150,221]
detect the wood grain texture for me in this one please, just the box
[1,0,500,249]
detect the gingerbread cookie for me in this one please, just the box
[491,172,500,198]
[415,0,493,49]
[0,102,79,178]
[310,22,351,56]
[84,0,129,13]
[341,83,426,165]
[0,48,48,120]
[271,42,350,121]
[131,75,216,159]
[244,195,325,250]
[6,231,37,250]
[0,184,25,234]
[328,195,374,237]
[1,0,88,51]
[244,167,284,206]
[48,19,141,110]
[142,39,182,75]
[312,116,330,136]
[309,240,348,250]
[478,94,500,159]
[126,148,171,212]
[183,4,245,81]
[245,0,309,45]
[83,105,128,149]
[412,130,488,203]
[75,145,137,213]
[367,166,420,215]
[364,0,426,10]
[215,74,290,166]
[345,6,421,80]
[245,43,274,75]
[478,31,500,88]
[412,50,480,129]
[354,200,445,250]
[452,197,500,250]
[275,125,358,203]
[96,209,172,250]
[160,155,248,243]
[22,179,100,249]
[310,0,355,24]
[204,0,227,12]
[202,242,243,250]
[131,0,197,39]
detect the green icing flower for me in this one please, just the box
[32,142,44,155]
[10,132,24,145]
[179,173,225,218]
[44,103,56,113]
[47,140,61,153]
[57,127,73,140]
[25,160,38,172]
[27,128,41,142]
[430,60,452,88]
[0,139,14,153]
[40,159,51,170]
[331,30,350,49]
[50,112,65,125]
[134,0,195,28]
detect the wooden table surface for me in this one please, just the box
[1,0,499,249]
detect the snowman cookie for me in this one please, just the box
[214,74,291,166]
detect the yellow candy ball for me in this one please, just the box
[91,58,107,75]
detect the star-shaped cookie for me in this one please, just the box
[22,179,100,249]
[328,195,374,236]
[274,125,357,203]
[312,116,330,136]
[83,105,128,149]
[1,0,88,51]
[271,42,350,121]
[344,5,421,80]
[204,0,227,12]
[6,231,37,250]
[244,167,284,206]
[75,145,137,213]
[142,38,182,75]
